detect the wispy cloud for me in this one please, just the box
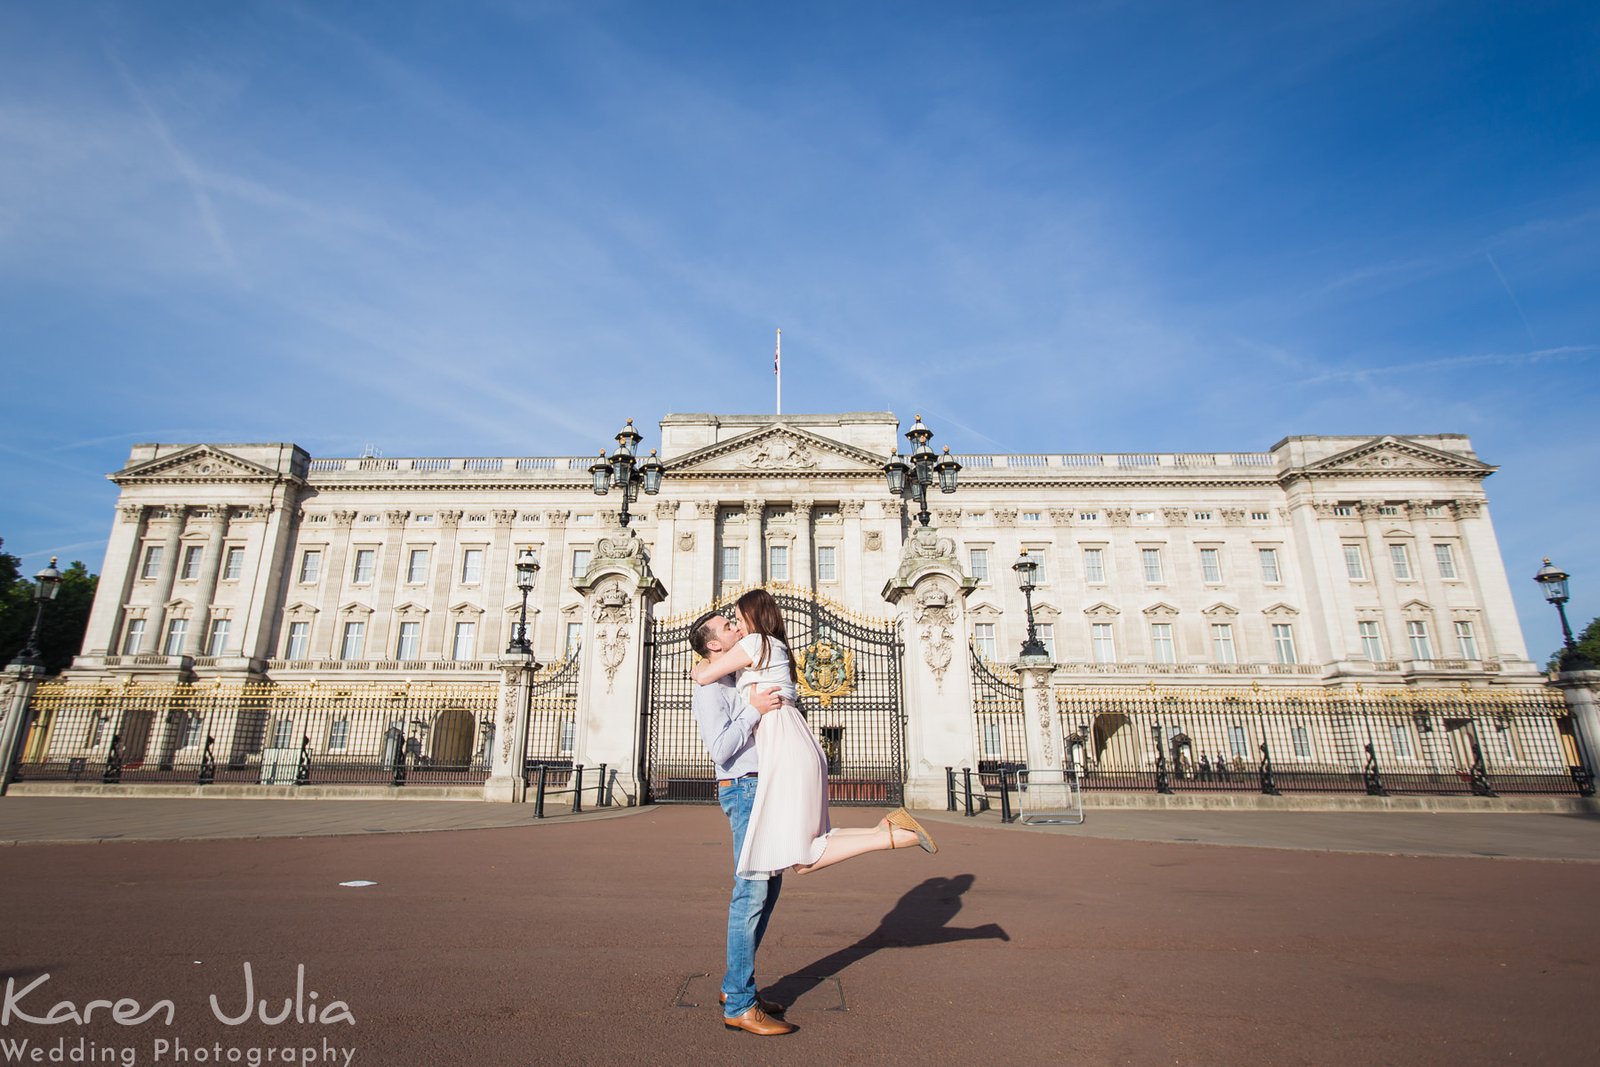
[1296,345,1596,387]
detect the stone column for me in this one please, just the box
[316,510,359,658]
[145,506,190,653]
[1017,659,1074,808]
[570,527,667,805]
[1553,670,1600,777]
[840,500,865,613]
[184,507,232,656]
[0,664,43,793]
[366,510,411,659]
[82,503,148,658]
[1359,502,1406,663]
[426,511,464,659]
[743,499,765,585]
[482,510,518,655]
[538,511,569,661]
[792,499,813,591]
[484,652,536,802]
[652,499,679,596]
[881,525,979,808]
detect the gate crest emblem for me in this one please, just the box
[796,639,856,708]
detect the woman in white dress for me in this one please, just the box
[690,589,937,878]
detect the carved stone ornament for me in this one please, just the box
[1032,673,1057,767]
[1351,448,1430,471]
[1106,508,1131,527]
[497,671,524,762]
[386,509,411,526]
[993,508,1018,527]
[677,531,696,553]
[493,509,517,526]
[1049,508,1074,525]
[595,529,646,566]
[741,435,817,470]
[332,510,358,527]
[934,507,963,527]
[864,530,882,551]
[1163,508,1189,526]
[119,504,146,523]
[544,509,569,528]
[1452,499,1483,518]
[796,640,856,708]
[840,500,865,518]
[591,580,634,693]
[694,500,718,519]
[895,525,958,584]
[439,510,465,528]
[913,579,960,694]
[1220,508,1246,525]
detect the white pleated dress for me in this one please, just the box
[733,633,832,880]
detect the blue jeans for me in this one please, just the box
[718,775,782,1017]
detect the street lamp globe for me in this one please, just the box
[515,548,541,592]
[1535,558,1570,604]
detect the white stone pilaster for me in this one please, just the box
[484,652,537,802]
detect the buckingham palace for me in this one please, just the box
[6,411,1595,808]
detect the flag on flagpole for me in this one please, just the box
[775,328,781,374]
[774,328,782,415]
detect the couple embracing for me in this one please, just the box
[690,588,938,1037]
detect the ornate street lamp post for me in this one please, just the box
[507,548,540,656]
[1535,557,1589,670]
[9,557,62,670]
[1012,549,1050,660]
[883,414,961,527]
[589,418,665,528]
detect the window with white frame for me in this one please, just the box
[1358,620,1384,661]
[1378,505,1401,517]
[1389,724,1414,758]
[206,619,229,657]
[1292,726,1311,758]
[1035,623,1055,658]
[982,722,1002,758]
[1259,547,1281,583]
[571,548,592,579]
[461,548,484,584]
[559,719,576,755]
[339,621,366,660]
[328,718,350,751]
[969,548,989,582]
[222,546,244,581]
[1389,543,1413,580]
[452,621,476,661]
[1091,623,1116,663]
[285,621,310,660]
[270,718,296,749]
[1228,725,1248,758]
[1141,548,1164,583]
[141,545,164,580]
[1199,547,1222,583]
[564,622,583,657]
[1211,623,1237,664]
[396,621,421,660]
[1406,620,1433,660]
[180,545,203,581]
[298,549,322,583]
[1343,544,1367,580]
[1082,548,1105,583]
[1332,505,1355,517]
[122,619,146,655]
[163,619,188,656]
[1025,549,1049,583]
[972,623,998,660]
[353,549,376,583]
[816,546,837,582]
[1271,623,1297,664]
[1455,620,1480,660]
[1151,623,1176,664]
[1251,510,1271,522]
[1433,543,1458,579]
[406,548,429,584]
[768,544,789,582]
[1022,511,1042,523]
[719,546,740,583]
[180,713,204,749]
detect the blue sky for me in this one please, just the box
[1,1,1595,659]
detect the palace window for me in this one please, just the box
[122,619,145,655]
[1358,621,1384,662]
[969,548,989,583]
[1033,623,1055,658]
[461,548,484,584]
[407,549,429,584]
[1271,623,1297,665]
[339,621,365,660]
[1082,548,1105,583]
[180,545,203,581]
[353,549,376,584]
[973,623,997,661]
[1228,725,1249,759]
[163,619,188,656]
[1343,544,1366,580]
[206,619,229,657]
[285,621,310,661]
[1091,623,1116,663]
[452,621,476,661]
[565,622,583,657]
[1151,623,1176,664]
[1292,726,1311,758]
[719,546,740,583]
[1389,725,1414,759]
[1406,620,1434,661]
[571,548,592,579]
[1259,548,1282,584]
[223,546,244,581]
[1455,621,1480,661]
[1211,624,1237,664]
[1389,544,1413,580]
[396,621,421,660]
[768,544,789,582]
[816,546,837,582]
[298,549,322,584]
[141,545,164,580]
[1251,511,1271,522]
[328,718,350,752]
[1199,548,1222,583]
[1141,548,1164,584]
[1433,543,1458,580]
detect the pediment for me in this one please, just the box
[338,601,374,617]
[968,601,1003,619]
[1083,602,1120,618]
[667,424,888,477]
[503,604,542,617]
[450,601,484,617]
[1262,602,1300,617]
[1203,602,1239,617]
[1142,601,1180,618]
[114,445,283,485]
[1298,436,1492,478]
[1400,599,1432,614]
[393,601,429,617]
[284,601,319,616]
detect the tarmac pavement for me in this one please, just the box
[1,799,1598,1065]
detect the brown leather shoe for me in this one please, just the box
[723,1005,797,1036]
[719,991,785,1016]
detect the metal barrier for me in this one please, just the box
[526,761,613,818]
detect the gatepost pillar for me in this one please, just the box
[571,528,666,807]
[1016,658,1071,808]
[484,651,536,803]
[882,525,979,809]
[1552,670,1600,784]
[0,664,44,795]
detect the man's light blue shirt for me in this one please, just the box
[693,677,761,779]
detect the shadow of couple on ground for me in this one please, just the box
[766,874,1009,1007]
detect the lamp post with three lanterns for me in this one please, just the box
[588,418,665,528]
[883,415,961,528]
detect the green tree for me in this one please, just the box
[1548,615,1600,672]
[0,539,98,673]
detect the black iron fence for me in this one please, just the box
[16,677,506,787]
[1052,684,1592,797]
[970,645,1026,788]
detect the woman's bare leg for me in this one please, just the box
[794,819,921,874]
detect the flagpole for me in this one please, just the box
[775,328,782,416]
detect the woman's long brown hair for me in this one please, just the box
[735,589,798,686]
